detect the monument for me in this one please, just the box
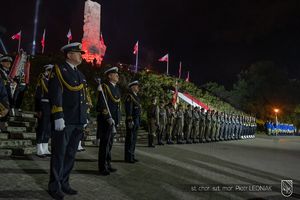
[82,0,106,66]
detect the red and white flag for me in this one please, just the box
[178,61,182,79]
[41,29,46,48]
[158,54,168,62]
[133,41,139,55]
[67,29,72,41]
[11,31,21,40]
[185,71,190,82]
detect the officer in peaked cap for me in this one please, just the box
[35,64,53,157]
[97,66,121,175]
[48,42,88,200]
[124,80,141,163]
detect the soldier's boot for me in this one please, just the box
[148,134,155,147]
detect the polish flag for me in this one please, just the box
[66,29,72,41]
[158,54,168,62]
[11,31,21,40]
[133,41,139,55]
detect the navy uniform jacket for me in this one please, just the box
[124,91,141,122]
[48,62,88,125]
[35,73,50,112]
[0,79,9,109]
[0,66,13,100]
[96,81,121,125]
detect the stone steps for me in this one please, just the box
[9,116,37,123]
[10,132,36,140]
[0,139,32,148]
[0,149,12,157]
[11,146,36,156]
[0,133,9,140]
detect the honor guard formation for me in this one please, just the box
[0,42,258,200]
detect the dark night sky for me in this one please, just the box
[1,0,300,87]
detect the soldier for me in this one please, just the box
[199,108,206,143]
[204,110,212,142]
[0,79,9,122]
[48,42,88,199]
[173,104,185,144]
[124,80,141,163]
[157,100,166,145]
[35,64,53,157]
[0,55,15,108]
[184,104,193,144]
[97,66,121,175]
[147,97,159,147]
[210,110,217,141]
[218,112,225,141]
[165,103,175,144]
[191,107,200,143]
[214,111,221,141]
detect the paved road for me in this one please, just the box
[0,135,299,200]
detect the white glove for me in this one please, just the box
[54,118,65,131]
[107,118,115,126]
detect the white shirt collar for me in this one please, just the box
[109,81,116,87]
[66,61,77,70]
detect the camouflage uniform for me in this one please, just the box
[191,107,200,143]
[184,105,193,144]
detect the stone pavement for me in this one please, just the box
[0,135,299,200]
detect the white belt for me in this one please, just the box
[41,99,49,103]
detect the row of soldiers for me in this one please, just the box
[148,99,257,147]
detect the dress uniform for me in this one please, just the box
[0,55,15,108]
[147,97,159,147]
[97,66,121,175]
[48,43,88,200]
[35,64,53,157]
[157,100,166,145]
[124,81,141,163]
[0,79,9,121]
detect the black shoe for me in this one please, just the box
[48,190,64,200]
[125,160,135,163]
[36,154,46,158]
[99,170,110,176]
[108,167,117,173]
[133,158,139,162]
[62,187,78,195]
[148,145,155,148]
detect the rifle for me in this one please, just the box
[95,78,117,134]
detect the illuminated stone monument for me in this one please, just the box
[82,0,106,66]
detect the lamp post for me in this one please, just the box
[274,108,279,125]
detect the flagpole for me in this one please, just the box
[18,31,21,52]
[167,57,169,75]
[42,29,45,54]
[135,47,138,73]
[68,38,70,44]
